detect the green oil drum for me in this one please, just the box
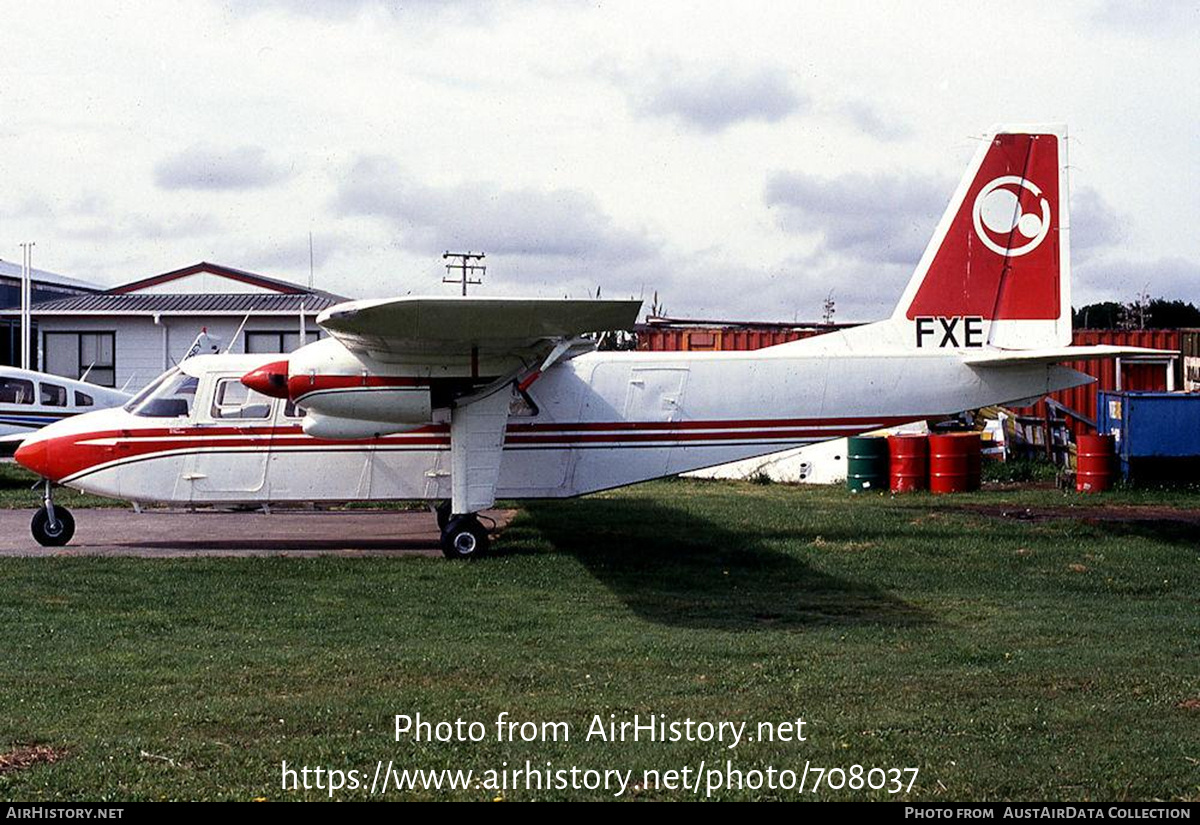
[847,435,889,493]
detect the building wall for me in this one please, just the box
[36,315,324,391]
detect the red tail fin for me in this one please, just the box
[893,125,1070,349]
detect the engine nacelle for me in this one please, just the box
[294,383,433,425]
[302,412,427,440]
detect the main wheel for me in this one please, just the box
[31,506,75,547]
[440,515,490,560]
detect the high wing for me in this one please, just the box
[313,296,643,519]
[316,296,642,361]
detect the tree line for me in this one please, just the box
[1074,298,1200,329]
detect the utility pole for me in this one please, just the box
[821,291,836,325]
[18,241,34,370]
[442,251,485,296]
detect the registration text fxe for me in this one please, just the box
[394,712,807,749]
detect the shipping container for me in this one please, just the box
[637,321,836,353]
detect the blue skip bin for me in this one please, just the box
[1097,390,1200,482]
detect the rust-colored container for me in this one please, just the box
[888,434,929,493]
[929,432,982,494]
[1076,434,1116,493]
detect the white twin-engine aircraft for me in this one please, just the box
[15,124,1162,555]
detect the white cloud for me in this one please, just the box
[1076,256,1200,306]
[764,170,947,266]
[334,155,658,262]
[625,63,808,133]
[833,100,912,142]
[155,145,292,191]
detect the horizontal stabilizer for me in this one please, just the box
[963,345,1176,368]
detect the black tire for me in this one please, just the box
[435,500,452,531]
[440,515,489,560]
[31,506,74,547]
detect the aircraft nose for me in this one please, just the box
[14,437,53,479]
[241,359,291,399]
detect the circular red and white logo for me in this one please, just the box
[972,176,1050,257]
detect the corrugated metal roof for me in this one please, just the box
[9,292,344,315]
[0,258,101,291]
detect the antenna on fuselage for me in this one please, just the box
[225,314,251,354]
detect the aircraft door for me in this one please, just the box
[186,376,273,497]
[624,366,689,422]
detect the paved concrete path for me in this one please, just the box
[0,507,517,557]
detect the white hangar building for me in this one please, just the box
[8,262,346,392]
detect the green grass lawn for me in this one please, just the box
[0,477,1197,801]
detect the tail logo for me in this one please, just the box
[972,176,1051,258]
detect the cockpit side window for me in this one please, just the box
[0,378,34,405]
[126,371,199,418]
[75,391,94,407]
[40,383,68,407]
[211,377,273,420]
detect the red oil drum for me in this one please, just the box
[929,432,982,494]
[1076,434,1116,493]
[889,434,929,493]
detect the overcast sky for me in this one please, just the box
[1,0,1196,321]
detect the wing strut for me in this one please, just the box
[449,385,512,516]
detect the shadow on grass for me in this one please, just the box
[957,502,1200,548]
[519,496,929,632]
[1073,518,1200,547]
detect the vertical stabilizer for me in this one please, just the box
[891,124,1070,350]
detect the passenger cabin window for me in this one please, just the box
[75,391,93,406]
[0,378,34,405]
[211,378,273,420]
[125,370,199,418]
[40,383,68,407]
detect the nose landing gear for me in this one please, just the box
[32,480,74,547]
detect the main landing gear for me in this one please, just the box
[435,503,491,560]
[31,480,74,547]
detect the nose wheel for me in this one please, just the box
[440,514,490,560]
[31,481,74,547]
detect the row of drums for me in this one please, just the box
[847,433,981,494]
[848,432,1118,494]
